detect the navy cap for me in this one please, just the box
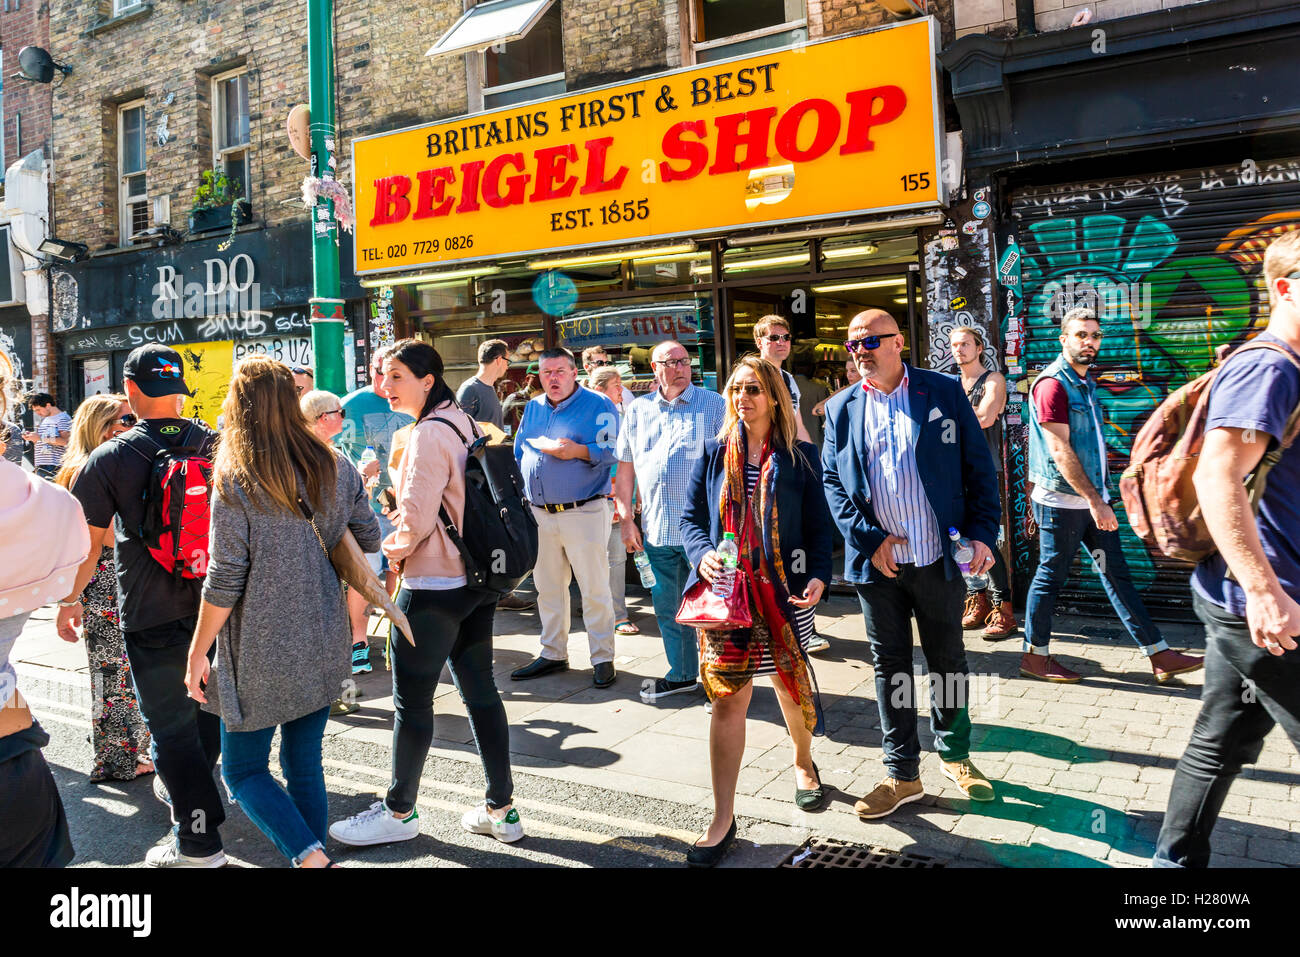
[123,344,193,398]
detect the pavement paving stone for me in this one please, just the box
[1245,836,1300,865]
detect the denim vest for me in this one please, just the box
[1027,354,1106,496]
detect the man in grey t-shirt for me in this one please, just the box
[457,338,509,429]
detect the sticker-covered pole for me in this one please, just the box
[307,0,345,395]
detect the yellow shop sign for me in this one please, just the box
[352,18,944,275]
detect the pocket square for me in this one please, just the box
[928,406,943,422]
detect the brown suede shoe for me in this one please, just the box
[1019,652,1081,683]
[962,591,992,629]
[853,776,925,820]
[940,759,995,801]
[1150,649,1204,684]
[983,601,1019,640]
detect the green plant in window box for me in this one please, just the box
[188,167,251,250]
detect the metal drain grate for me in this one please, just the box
[781,837,946,869]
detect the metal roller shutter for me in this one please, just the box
[1007,158,1300,621]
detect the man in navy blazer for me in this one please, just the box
[822,309,1002,819]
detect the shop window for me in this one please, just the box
[819,231,920,272]
[213,70,251,202]
[427,0,565,110]
[118,100,148,245]
[0,224,13,303]
[721,240,810,278]
[691,0,806,64]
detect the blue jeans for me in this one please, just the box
[856,561,971,781]
[643,542,697,683]
[220,706,330,866]
[1024,502,1168,656]
[124,618,225,857]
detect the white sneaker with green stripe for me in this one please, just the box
[461,803,524,843]
[329,801,420,846]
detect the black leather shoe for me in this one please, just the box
[685,818,736,868]
[592,661,616,688]
[510,656,568,680]
[795,761,830,812]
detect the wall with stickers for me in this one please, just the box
[1003,157,1300,619]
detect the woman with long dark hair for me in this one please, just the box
[184,357,380,868]
[679,355,834,867]
[55,394,152,782]
[329,339,523,849]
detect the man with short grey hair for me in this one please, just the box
[615,340,725,702]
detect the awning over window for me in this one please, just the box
[426,0,558,59]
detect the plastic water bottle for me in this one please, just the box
[948,527,988,590]
[713,532,740,598]
[358,445,378,468]
[633,550,656,588]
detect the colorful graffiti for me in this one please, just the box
[1006,160,1300,612]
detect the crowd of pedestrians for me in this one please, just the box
[5,230,1300,870]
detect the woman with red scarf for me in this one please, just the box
[679,355,834,867]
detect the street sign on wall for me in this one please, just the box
[352,19,944,276]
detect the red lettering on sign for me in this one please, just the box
[413,167,456,219]
[839,86,907,155]
[531,144,579,202]
[708,107,777,175]
[457,160,485,213]
[578,136,629,196]
[369,175,412,227]
[483,153,529,209]
[774,98,841,163]
[658,120,709,182]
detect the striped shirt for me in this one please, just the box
[743,462,814,676]
[34,411,71,468]
[861,370,942,566]
[617,383,725,547]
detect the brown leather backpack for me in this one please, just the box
[1119,340,1300,563]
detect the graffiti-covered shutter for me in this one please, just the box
[1007,158,1300,620]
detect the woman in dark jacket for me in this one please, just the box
[679,354,834,867]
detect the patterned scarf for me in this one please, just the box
[699,426,821,734]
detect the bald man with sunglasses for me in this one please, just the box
[822,309,1002,819]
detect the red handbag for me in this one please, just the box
[676,499,755,630]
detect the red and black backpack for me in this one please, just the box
[121,421,214,580]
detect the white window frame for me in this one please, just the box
[448,0,564,112]
[212,68,251,202]
[112,0,143,16]
[689,0,806,63]
[118,99,147,245]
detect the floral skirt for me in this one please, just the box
[82,551,152,782]
[699,607,819,733]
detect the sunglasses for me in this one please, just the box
[118,413,138,427]
[1070,331,1104,342]
[845,333,899,353]
[290,367,312,376]
[762,333,792,343]
[729,383,764,397]
[588,358,609,367]
[316,409,343,420]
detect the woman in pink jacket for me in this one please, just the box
[329,339,522,850]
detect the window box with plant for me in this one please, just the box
[189,168,252,243]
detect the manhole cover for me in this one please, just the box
[780,837,945,869]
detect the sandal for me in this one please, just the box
[615,619,639,635]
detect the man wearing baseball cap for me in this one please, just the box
[56,344,228,867]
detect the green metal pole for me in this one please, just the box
[307,0,346,396]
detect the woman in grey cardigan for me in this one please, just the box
[184,357,380,868]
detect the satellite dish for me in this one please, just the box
[18,46,71,83]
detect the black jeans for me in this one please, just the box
[1154,591,1300,867]
[387,586,513,815]
[969,544,1010,606]
[856,560,972,781]
[0,738,75,867]
[124,617,225,857]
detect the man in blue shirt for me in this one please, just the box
[1156,232,1300,867]
[615,340,725,702]
[512,347,622,688]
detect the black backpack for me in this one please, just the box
[431,416,538,594]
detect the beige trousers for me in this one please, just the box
[531,499,617,665]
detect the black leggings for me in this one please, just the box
[386,586,513,814]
